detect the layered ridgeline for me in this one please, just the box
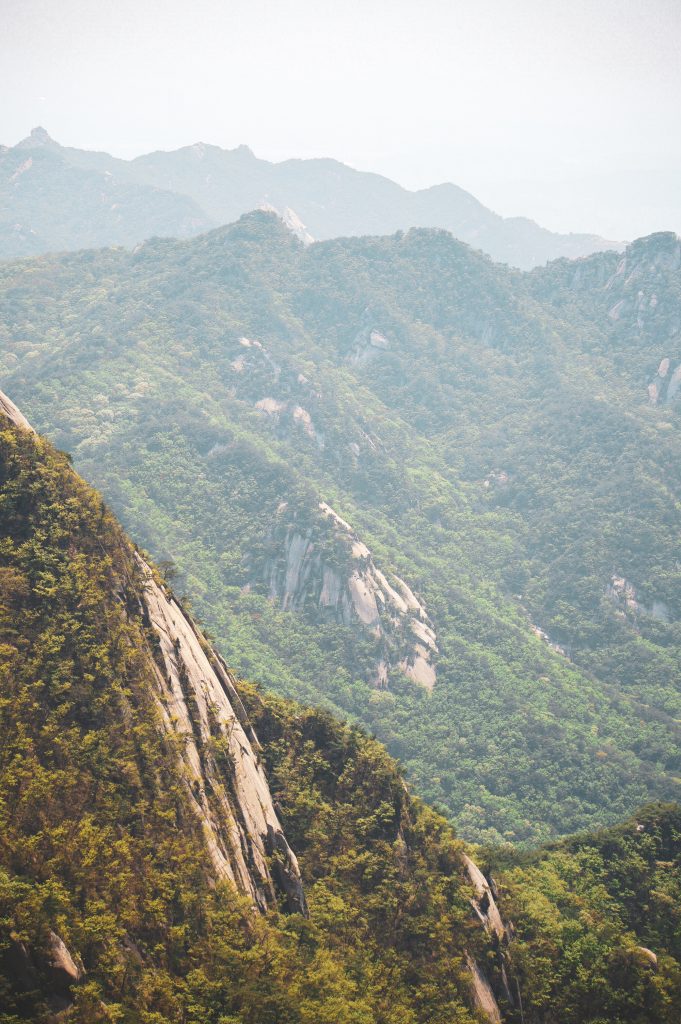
[0,127,620,268]
[1,215,681,845]
[2,396,681,1023]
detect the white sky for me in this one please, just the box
[1,0,680,239]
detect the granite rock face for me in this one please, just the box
[136,554,307,914]
[260,500,439,690]
[0,388,35,433]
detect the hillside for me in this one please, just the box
[2,395,680,1023]
[0,393,491,1022]
[494,802,681,1023]
[1,214,679,846]
[0,128,619,268]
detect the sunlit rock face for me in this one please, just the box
[258,500,439,690]
[647,356,681,405]
[0,388,35,433]
[136,554,307,915]
[606,574,670,625]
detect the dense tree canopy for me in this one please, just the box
[1,408,680,1023]
[0,216,680,845]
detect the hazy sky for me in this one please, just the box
[2,0,680,239]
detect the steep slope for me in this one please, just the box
[0,389,303,914]
[0,128,619,267]
[0,394,501,1023]
[0,215,679,847]
[2,396,680,1024]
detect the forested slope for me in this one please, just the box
[2,398,681,1023]
[1,215,680,843]
[495,802,681,1024]
[0,398,494,1023]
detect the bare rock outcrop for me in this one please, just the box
[463,855,506,943]
[462,854,517,1022]
[0,388,35,433]
[259,501,439,690]
[348,326,391,367]
[0,931,84,1014]
[635,946,658,969]
[136,554,306,915]
[648,356,681,405]
[257,202,314,245]
[46,931,83,986]
[606,574,670,624]
[466,954,503,1024]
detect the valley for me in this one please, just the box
[1,215,679,844]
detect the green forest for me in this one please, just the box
[1,215,680,844]
[1,408,680,1023]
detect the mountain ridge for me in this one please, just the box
[1,214,679,846]
[0,127,622,268]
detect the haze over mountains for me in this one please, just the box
[0,127,622,268]
[2,210,679,847]
[3,0,681,1015]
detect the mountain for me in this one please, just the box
[1,214,679,849]
[2,393,680,1023]
[0,128,620,268]
[0,392,490,1022]
[0,128,211,258]
[127,139,621,267]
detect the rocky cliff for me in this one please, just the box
[0,387,35,433]
[0,387,306,918]
[136,554,306,914]
[259,500,439,690]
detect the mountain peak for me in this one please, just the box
[257,202,314,244]
[620,230,681,275]
[16,126,58,149]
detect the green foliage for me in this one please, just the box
[494,803,681,1023]
[1,215,680,845]
[1,413,681,1023]
[0,420,480,1022]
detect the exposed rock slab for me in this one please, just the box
[47,931,83,987]
[463,854,506,942]
[607,574,670,624]
[0,388,35,433]
[466,954,503,1024]
[260,500,438,689]
[136,554,306,915]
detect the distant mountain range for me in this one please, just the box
[0,127,623,267]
